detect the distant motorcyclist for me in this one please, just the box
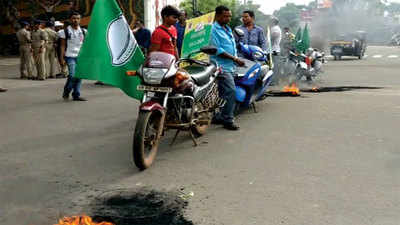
[281,27,295,57]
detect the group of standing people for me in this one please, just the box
[14,11,87,101]
[8,3,291,121]
[210,7,286,131]
[16,19,67,81]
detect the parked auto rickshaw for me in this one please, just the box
[330,31,367,60]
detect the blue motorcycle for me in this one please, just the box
[234,28,274,113]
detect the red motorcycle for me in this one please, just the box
[133,46,223,170]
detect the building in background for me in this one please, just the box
[317,0,333,9]
[144,0,182,31]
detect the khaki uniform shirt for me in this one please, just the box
[44,27,58,44]
[16,28,32,46]
[31,28,48,49]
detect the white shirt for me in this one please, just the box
[58,26,86,58]
[270,25,282,53]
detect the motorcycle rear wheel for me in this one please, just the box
[132,110,163,170]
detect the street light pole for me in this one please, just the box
[192,0,197,16]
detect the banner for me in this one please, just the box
[181,12,215,58]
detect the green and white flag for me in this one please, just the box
[302,24,311,51]
[295,27,303,53]
[75,0,145,100]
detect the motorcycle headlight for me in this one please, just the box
[253,51,264,60]
[142,68,168,84]
[173,70,190,89]
[248,68,260,79]
[260,65,270,75]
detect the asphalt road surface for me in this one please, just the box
[1,46,400,225]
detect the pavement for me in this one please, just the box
[1,46,400,225]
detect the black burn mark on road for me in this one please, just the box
[89,189,193,225]
[301,86,383,93]
[267,86,383,97]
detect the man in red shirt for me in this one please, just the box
[149,5,181,59]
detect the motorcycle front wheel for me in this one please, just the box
[132,110,164,170]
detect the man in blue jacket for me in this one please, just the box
[211,5,245,131]
[234,10,268,52]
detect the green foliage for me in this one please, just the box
[385,2,400,16]
[235,0,271,29]
[179,0,238,18]
[273,3,305,32]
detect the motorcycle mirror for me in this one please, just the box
[200,46,218,55]
[253,51,264,60]
[234,28,245,37]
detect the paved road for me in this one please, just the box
[1,46,400,225]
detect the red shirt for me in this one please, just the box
[151,25,177,57]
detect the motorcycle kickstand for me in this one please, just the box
[170,129,198,147]
[189,129,198,147]
[251,103,258,113]
[170,130,181,146]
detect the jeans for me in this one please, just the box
[215,72,236,124]
[63,57,81,99]
[270,53,283,85]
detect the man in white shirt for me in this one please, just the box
[270,17,282,55]
[269,17,282,85]
[59,11,87,101]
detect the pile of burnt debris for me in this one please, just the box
[89,189,194,225]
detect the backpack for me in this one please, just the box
[64,26,87,41]
[57,26,87,59]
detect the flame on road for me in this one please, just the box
[282,83,300,95]
[54,215,114,225]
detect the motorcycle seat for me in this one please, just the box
[183,64,216,86]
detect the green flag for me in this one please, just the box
[295,27,303,53]
[75,0,145,100]
[302,24,311,51]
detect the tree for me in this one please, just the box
[310,0,393,45]
[179,0,238,18]
[273,3,305,32]
[179,0,271,28]
[235,0,271,29]
[385,2,400,16]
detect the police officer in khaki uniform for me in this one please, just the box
[55,21,68,78]
[16,21,34,79]
[31,20,48,80]
[44,21,59,78]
